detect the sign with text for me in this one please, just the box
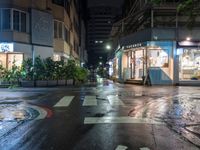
[31,9,53,46]
[0,43,14,52]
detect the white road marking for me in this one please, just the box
[83,96,97,106]
[115,145,128,150]
[54,96,74,107]
[135,93,143,96]
[107,95,125,106]
[84,117,164,125]
[140,148,151,150]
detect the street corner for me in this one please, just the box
[0,101,53,122]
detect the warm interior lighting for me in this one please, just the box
[186,37,191,41]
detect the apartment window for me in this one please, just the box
[54,21,58,38]
[21,12,26,32]
[13,10,19,30]
[13,10,27,32]
[58,22,62,38]
[54,20,64,39]
[64,26,69,43]
[0,9,28,32]
[0,9,1,29]
[2,9,11,30]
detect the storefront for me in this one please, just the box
[0,43,24,69]
[126,47,146,80]
[123,41,174,84]
[177,42,200,81]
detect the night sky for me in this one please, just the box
[87,0,124,7]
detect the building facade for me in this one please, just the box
[87,6,120,67]
[0,0,83,70]
[110,0,200,85]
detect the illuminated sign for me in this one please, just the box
[0,43,14,52]
[124,42,146,50]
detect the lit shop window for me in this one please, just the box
[148,49,169,68]
[179,49,200,80]
[7,54,23,70]
[0,53,7,68]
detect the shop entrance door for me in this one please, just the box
[134,49,144,80]
[130,51,135,79]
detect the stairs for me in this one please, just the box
[125,79,143,85]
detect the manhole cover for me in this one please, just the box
[0,102,52,122]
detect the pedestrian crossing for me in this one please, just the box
[84,117,164,125]
[82,96,97,106]
[53,96,75,107]
[53,95,126,107]
[107,95,125,106]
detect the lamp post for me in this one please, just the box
[106,44,111,50]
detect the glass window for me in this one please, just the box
[7,53,23,70]
[64,26,69,43]
[2,9,11,30]
[148,49,169,68]
[58,22,63,38]
[0,53,7,68]
[13,10,20,31]
[179,49,200,80]
[0,10,1,30]
[135,50,144,79]
[21,12,26,32]
[54,21,58,38]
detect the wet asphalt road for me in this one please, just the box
[0,80,200,150]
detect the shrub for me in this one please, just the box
[74,67,88,83]
[20,58,34,81]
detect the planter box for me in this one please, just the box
[47,80,57,87]
[0,81,11,88]
[20,80,34,87]
[66,79,73,85]
[0,81,10,85]
[36,80,48,87]
[58,80,66,86]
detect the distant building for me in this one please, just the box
[0,0,85,69]
[87,6,121,67]
[110,0,200,85]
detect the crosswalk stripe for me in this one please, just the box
[115,145,128,150]
[107,95,125,106]
[140,148,150,150]
[83,96,97,106]
[54,96,74,107]
[84,117,164,125]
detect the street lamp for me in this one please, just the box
[106,45,111,50]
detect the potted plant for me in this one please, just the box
[35,57,48,87]
[74,66,88,85]
[20,58,35,87]
[0,65,10,87]
[56,59,66,86]
[65,60,76,85]
[45,57,57,87]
